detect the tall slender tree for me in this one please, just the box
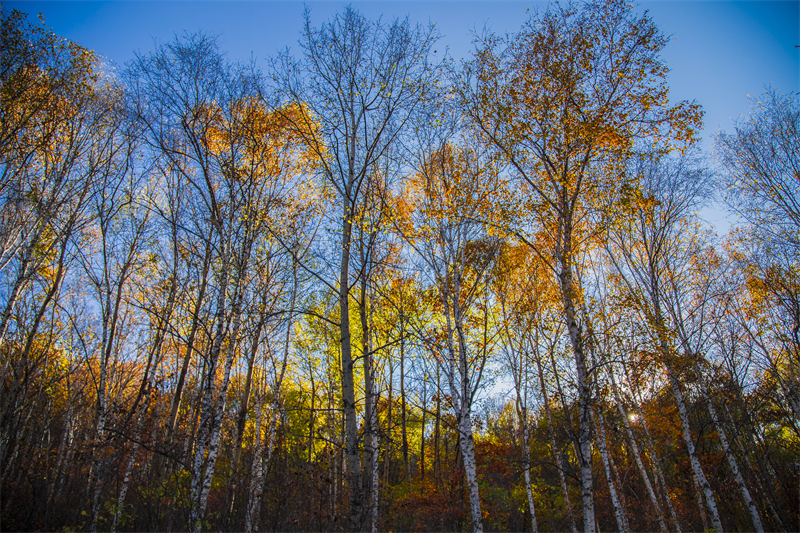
[275,8,437,529]
[467,2,702,529]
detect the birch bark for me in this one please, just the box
[534,346,578,533]
[622,359,682,533]
[441,278,485,533]
[558,256,595,533]
[649,288,723,532]
[188,255,230,532]
[520,404,539,533]
[501,315,538,533]
[244,263,296,532]
[697,373,764,532]
[278,11,437,528]
[593,404,629,533]
[608,367,669,533]
[663,359,722,531]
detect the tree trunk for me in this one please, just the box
[420,382,427,482]
[199,253,249,522]
[384,355,393,487]
[434,363,441,487]
[167,241,211,439]
[243,391,265,533]
[534,346,578,533]
[244,401,279,533]
[440,280,484,533]
[650,286,722,532]
[622,358,682,533]
[370,403,380,533]
[227,303,267,524]
[557,258,595,533]
[112,384,152,533]
[665,361,722,532]
[508,329,537,533]
[308,373,316,464]
[608,367,668,533]
[245,255,297,531]
[697,374,764,533]
[339,207,363,531]
[593,404,629,533]
[45,396,74,529]
[188,255,231,532]
[728,379,789,531]
[400,314,410,482]
[520,404,538,533]
[459,410,484,533]
[360,274,378,533]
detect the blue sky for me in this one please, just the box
[6,0,800,229]
[7,1,798,144]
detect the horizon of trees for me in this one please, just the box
[1,2,798,532]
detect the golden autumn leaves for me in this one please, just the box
[396,145,513,243]
[202,99,316,182]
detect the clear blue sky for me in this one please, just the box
[6,0,800,228]
[7,0,798,145]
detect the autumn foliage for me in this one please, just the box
[0,4,798,533]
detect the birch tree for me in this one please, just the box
[275,8,437,528]
[717,89,800,431]
[602,152,734,531]
[493,243,552,533]
[0,13,131,485]
[400,136,510,533]
[128,33,312,531]
[467,2,702,529]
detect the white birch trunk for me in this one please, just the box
[651,287,722,532]
[370,397,380,533]
[503,312,538,533]
[521,415,539,533]
[609,371,668,533]
[47,400,73,511]
[458,328,484,531]
[189,260,230,532]
[593,405,629,533]
[534,351,578,533]
[666,365,722,531]
[114,334,162,533]
[244,402,279,533]
[726,398,788,531]
[698,376,764,533]
[195,285,247,520]
[441,292,483,533]
[90,336,112,533]
[338,209,363,531]
[459,410,484,533]
[243,396,265,533]
[246,276,295,532]
[558,260,595,533]
[112,422,142,533]
[624,361,682,533]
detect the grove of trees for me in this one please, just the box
[0,2,797,532]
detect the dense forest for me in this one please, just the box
[0,1,798,531]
